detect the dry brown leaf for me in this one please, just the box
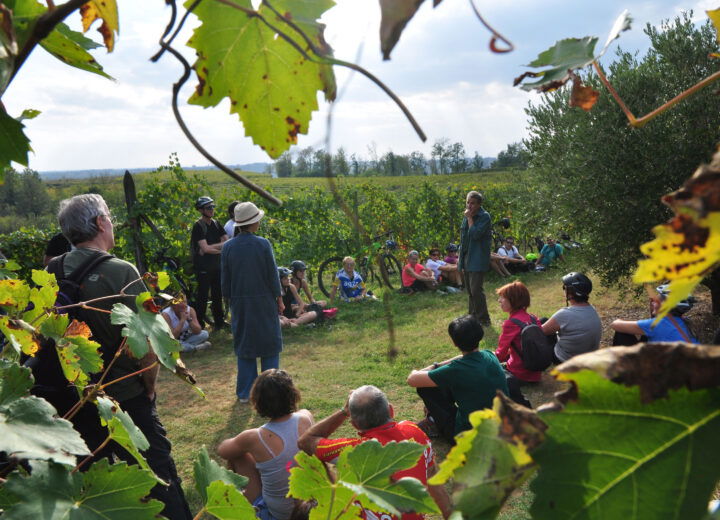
[569,75,600,111]
[79,0,119,52]
[65,319,92,339]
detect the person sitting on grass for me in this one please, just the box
[161,296,211,353]
[406,315,508,444]
[535,236,565,270]
[494,281,546,408]
[497,236,533,273]
[329,256,375,301]
[218,369,313,520]
[444,243,459,264]
[425,248,462,291]
[402,250,438,293]
[290,260,326,308]
[489,252,512,277]
[610,284,698,345]
[278,267,325,327]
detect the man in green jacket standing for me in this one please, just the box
[458,191,492,325]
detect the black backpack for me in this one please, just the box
[25,251,113,409]
[509,316,555,372]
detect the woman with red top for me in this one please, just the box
[494,281,538,408]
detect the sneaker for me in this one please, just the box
[445,286,461,294]
[237,397,249,404]
[416,416,439,438]
[195,341,212,351]
[435,289,447,296]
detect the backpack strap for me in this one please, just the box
[66,251,114,283]
[666,315,692,343]
[508,317,528,357]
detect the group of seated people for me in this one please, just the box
[279,261,337,327]
[402,245,462,294]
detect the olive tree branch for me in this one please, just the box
[592,60,720,128]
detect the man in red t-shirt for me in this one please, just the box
[298,385,451,520]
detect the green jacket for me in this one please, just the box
[458,208,492,272]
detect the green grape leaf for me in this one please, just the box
[0,2,18,95]
[22,268,59,324]
[0,316,40,356]
[0,277,31,311]
[633,157,720,322]
[0,391,89,465]
[194,445,248,503]
[0,358,32,406]
[157,270,171,290]
[0,459,164,519]
[430,394,544,519]
[0,258,20,280]
[530,362,720,519]
[0,104,32,168]
[289,450,360,520]
[340,440,438,517]
[96,395,164,483]
[19,108,41,120]
[186,0,336,159]
[39,315,102,388]
[40,21,112,79]
[204,480,257,520]
[110,292,181,371]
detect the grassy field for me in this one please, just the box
[152,264,715,519]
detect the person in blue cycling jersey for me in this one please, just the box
[611,284,698,345]
[329,256,375,301]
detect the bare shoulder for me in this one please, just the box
[296,409,314,433]
[217,428,259,459]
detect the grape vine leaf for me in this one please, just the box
[95,395,164,483]
[530,350,720,520]
[39,314,103,388]
[430,393,545,519]
[194,445,249,502]
[0,3,18,95]
[79,0,119,52]
[633,152,720,321]
[186,0,337,159]
[515,11,631,92]
[0,316,40,356]
[40,21,112,79]
[0,459,164,519]
[22,268,59,325]
[111,292,181,371]
[289,440,437,520]
[707,8,720,43]
[0,105,32,169]
[0,359,89,465]
[379,0,424,61]
[0,277,31,312]
[0,258,20,280]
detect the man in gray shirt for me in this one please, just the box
[541,272,602,363]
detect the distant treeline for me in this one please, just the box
[272,140,528,178]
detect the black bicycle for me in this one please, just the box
[317,231,403,298]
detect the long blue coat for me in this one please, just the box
[221,233,282,358]
[458,208,492,272]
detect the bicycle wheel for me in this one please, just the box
[379,254,403,290]
[317,256,343,298]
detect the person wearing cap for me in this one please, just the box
[278,266,321,327]
[290,260,326,308]
[191,196,228,329]
[459,191,492,325]
[541,272,602,364]
[222,202,284,402]
[610,285,698,345]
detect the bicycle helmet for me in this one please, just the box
[385,240,398,250]
[525,252,538,262]
[562,272,592,298]
[499,217,511,229]
[446,243,458,252]
[195,196,215,210]
[278,267,292,278]
[290,260,307,273]
[656,284,696,315]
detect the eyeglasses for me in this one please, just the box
[203,205,216,210]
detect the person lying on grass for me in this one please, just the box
[406,315,508,444]
[218,369,313,520]
[402,250,437,292]
[297,385,452,520]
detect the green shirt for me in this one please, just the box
[428,350,508,434]
[63,248,147,402]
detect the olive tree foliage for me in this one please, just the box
[524,13,720,285]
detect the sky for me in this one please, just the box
[3,0,717,172]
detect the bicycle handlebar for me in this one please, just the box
[371,230,393,241]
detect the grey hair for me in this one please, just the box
[348,385,391,430]
[466,190,483,204]
[58,194,108,245]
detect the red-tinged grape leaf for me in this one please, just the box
[708,8,720,43]
[430,394,543,519]
[0,459,164,519]
[204,479,257,520]
[530,368,720,520]
[569,75,599,111]
[0,360,89,465]
[39,314,102,388]
[95,395,165,484]
[193,445,248,503]
[79,0,119,52]
[0,316,39,356]
[65,319,92,339]
[555,342,720,404]
[633,154,720,321]
[379,0,426,60]
[0,277,30,311]
[110,292,180,371]
[185,0,336,159]
[40,21,112,79]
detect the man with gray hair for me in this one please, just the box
[459,190,492,325]
[298,385,451,520]
[48,194,192,519]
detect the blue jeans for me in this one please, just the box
[236,355,280,399]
